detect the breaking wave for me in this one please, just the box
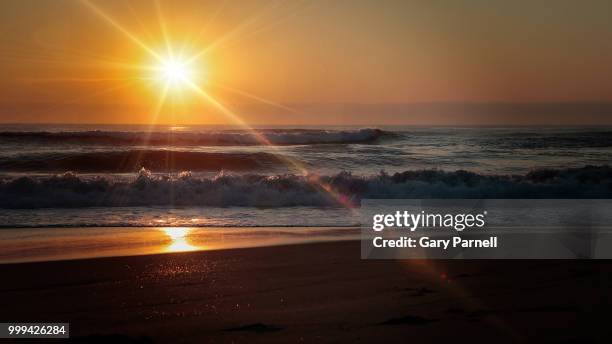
[1,165,611,209]
[0,150,285,172]
[0,128,389,146]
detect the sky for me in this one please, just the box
[0,0,611,125]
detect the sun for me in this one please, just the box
[154,56,196,90]
[160,59,190,85]
[148,52,205,94]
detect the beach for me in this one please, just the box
[1,240,610,343]
[2,0,612,342]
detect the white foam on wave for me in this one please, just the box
[1,166,611,209]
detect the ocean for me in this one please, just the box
[1,125,612,228]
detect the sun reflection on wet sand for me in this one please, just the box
[162,227,200,252]
[0,227,358,263]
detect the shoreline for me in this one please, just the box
[1,240,610,342]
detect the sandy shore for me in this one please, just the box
[1,240,611,343]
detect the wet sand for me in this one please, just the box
[1,240,611,343]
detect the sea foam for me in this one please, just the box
[1,165,611,209]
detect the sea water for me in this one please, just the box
[1,125,612,228]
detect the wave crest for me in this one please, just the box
[0,128,389,146]
[1,165,611,208]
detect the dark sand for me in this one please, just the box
[1,240,611,343]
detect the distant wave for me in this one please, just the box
[0,150,284,172]
[0,128,389,146]
[1,165,611,209]
[479,131,612,149]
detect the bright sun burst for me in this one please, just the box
[160,59,188,83]
[153,55,199,92]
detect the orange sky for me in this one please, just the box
[1,0,612,125]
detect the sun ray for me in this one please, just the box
[212,82,301,114]
[185,0,228,51]
[80,0,162,61]
[124,0,157,45]
[0,48,139,68]
[219,1,312,52]
[21,77,148,84]
[33,41,137,66]
[185,80,357,210]
[154,0,173,58]
[149,83,171,126]
[186,0,285,64]
[130,83,170,171]
[0,43,154,71]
